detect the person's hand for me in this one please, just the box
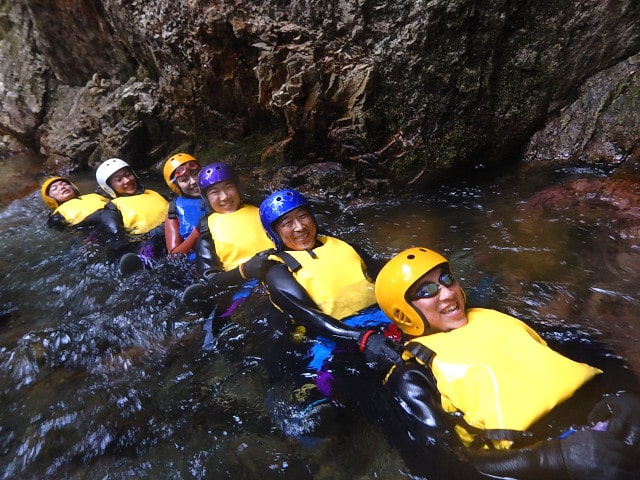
[358,330,402,369]
[202,268,221,286]
[240,249,277,281]
[588,392,640,447]
[560,428,637,480]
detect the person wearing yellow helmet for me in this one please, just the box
[40,176,108,230]
[362,247,640,480]
[161,153,207,259]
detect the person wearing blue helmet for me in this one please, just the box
[259,189,382,318]
[182,162,275,307]
[258,189,397,402]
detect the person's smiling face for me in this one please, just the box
[108,167,138,196]
[174,162,201,197]
[408,265,468,333]
[48,180,77,204]
[204,180,241,213]
[274,206,317,251]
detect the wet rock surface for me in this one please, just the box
[0,0,639,188]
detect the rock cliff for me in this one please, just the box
[1,0,639,185]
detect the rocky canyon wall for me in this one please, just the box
[1,0,639,185]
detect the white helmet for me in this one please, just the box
[96,158,133,198]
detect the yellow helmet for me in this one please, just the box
[163,153,198,195]
[40,177,80,209]
[375,247,451,336]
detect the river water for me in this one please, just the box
[1,159,639,479]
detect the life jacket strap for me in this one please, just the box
[467,425,534,449]
[274,251,303,272]
[404,340,436,366]
[167,199,177,219]
[198,215,210,236]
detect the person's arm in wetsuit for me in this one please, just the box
[164,204,201,255]
[46,203,119,232]
[193,216,276,288]
[265,263,402,369]
[265,263,365,341]
[193,221,242,287]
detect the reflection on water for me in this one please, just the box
[0,164,639,479]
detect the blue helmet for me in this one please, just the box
[198,163,237,193]
[259,189,315,250]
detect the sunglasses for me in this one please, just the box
[173,162,200,180]
[409,272,456,300]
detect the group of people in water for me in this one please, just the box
[40,153,640,479]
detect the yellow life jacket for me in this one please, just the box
[207,204,275,271]
[110,189,168,235]
[402,308,602,448]
[273,235,376,319]
[54,194,108,226]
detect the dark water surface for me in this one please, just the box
[1,162,638,479]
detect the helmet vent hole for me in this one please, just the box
[393,309,410,325]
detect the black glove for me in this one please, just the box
[560,428,637,480]
[587,392,640,448]
[47,212,67,230]
[240,249,277,282]
[358,330,402,369]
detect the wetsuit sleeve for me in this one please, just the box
[164,215,201,255]
[194,216,222,276]
[202,266,244,288]
[86,206,131,254]
[265,263,363,342]
[385,360,461,445]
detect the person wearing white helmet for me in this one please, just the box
[340,247,640,479]
[40,176,108,230]
[95,158,169,273]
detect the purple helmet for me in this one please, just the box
[198,163,238,193]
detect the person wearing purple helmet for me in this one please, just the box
[182,163,275,304]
